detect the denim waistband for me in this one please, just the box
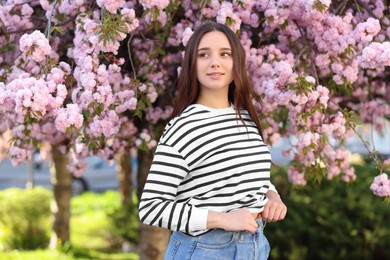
[173,218,266,244]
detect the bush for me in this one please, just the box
[71,191,124,249]
[266,164,390,260]
[106,193,139,245]
[0,187,52,250]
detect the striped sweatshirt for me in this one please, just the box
[139,103,276,236]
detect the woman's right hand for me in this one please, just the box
[206,208,258,234]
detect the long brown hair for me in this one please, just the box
[171,22,264,139]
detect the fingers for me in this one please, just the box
[261,203,287,222]
[245,209,258,233]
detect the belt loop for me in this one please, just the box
[239,232,244,243]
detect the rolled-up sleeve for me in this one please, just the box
[139,143,208,234]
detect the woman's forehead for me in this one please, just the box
[198,31,231,49]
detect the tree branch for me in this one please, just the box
[356,0,388,27]
[0,16,76,36]
[127,33,137,80]
[46,0,59,40]
[335,0,349,16]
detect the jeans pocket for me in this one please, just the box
[165,236,181,260]
[196,233,235,249]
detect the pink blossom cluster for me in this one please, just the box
[55,104,84,133]
[115,90,137,113]
[19,30,52,62]
[182,27,194,47]
[139,0,170,10]
[88,110,120,138]
[0,3,33,32]
[216,2,241,32]
[121,8,139,32]
[36,122,67,145]
[356,100,390,131]
[9,146,31,166]
[263,2,290,29]
[354,18,381,44]
[370,173,390,197]
[144,9,167,26]
[117,117,138,138]
[58,0,87,16]
[324,147,356,181]
[5,74,67,121]
[167,21,193,46]
[135,129,157,149]
[287,166,307,185]
[67,159,88,177]
[146,106,173,124]
[201,0,220,18]
[357,42,390,69]
[96,0,125,14]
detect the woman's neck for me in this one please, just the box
[196,90,230,109]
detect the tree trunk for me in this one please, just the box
[116,152,132,207]
[49,145,72,249]
[137,149,170,260]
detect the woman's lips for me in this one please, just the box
[207,72,224,79]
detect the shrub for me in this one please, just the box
[70,191,124,249]
[0,187,52,250]
[266,164,390,260]
[107,193,139,245]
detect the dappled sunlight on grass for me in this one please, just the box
[1,191,139,259]
[1,250,73,260]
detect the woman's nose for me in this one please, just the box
[210,56,221,68]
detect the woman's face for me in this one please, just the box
[196,31,234,94]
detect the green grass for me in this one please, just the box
[1,191,139,260]
[0,250,74,260]
[0,249,139,260]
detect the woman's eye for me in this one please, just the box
[198,52,208,58]
[221,52,231,57]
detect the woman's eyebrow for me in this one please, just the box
[197,47,232,51]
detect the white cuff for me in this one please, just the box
[189,207,208,232]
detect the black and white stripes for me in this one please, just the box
[139,104,275,236]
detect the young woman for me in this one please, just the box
[139,22,287,260]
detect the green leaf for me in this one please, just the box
[281,21,288,30]
[88,143,95,152]
[135,110,142,120]
[142,8,151,18]
[82,110,90,120]
[95,104,104,115]
[99,135,105,148]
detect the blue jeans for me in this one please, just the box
[165,219,270,260]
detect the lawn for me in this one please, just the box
[0,191,139,260]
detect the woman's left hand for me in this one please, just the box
[260,190,287,222]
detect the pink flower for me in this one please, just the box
[19,30,51,62]
[67,160,88,177]
[55,104,84,133]
[288,166,307,185]
[139,0,169,9]
[89,110,120,138]
[370,173,390,197]
[96,0,125,14]
[182,27,194,47]
[354,18,381,44]
[9,146,32,166]
[358,42,390,69]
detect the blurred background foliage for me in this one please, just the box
[267,163,390,260]
[0,162,389,259]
